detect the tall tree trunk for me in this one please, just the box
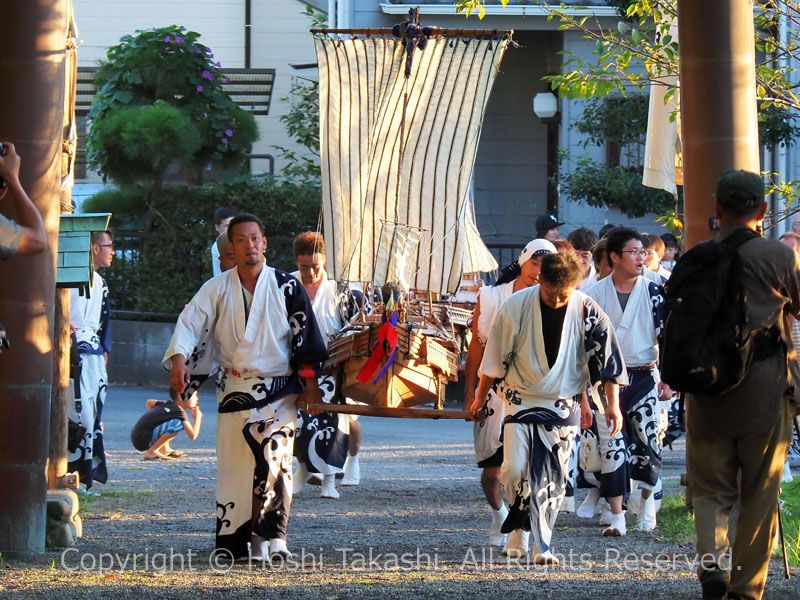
[0,0,67,556]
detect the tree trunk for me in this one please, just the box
[0,0,67,556]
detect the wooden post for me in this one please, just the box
[48,289,70,489]
[0,0,67,556]
[678,0,760,250]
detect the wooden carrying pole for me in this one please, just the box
[310,28,513,37]
[0,0,67,555]
[305,403,474,420]
[678,0,760,249]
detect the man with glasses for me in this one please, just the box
[164,214,327,563]
[583,227,671,535]
[68,230,115,494]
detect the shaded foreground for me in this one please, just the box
[0,386,797,598]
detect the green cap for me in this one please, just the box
[714,170,764,208]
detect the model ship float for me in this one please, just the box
[304,10,512,419]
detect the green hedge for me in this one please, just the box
[83,175,321,313]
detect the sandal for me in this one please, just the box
[167,450,186,458]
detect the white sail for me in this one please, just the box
[315,31,510,295]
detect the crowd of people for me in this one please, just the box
[58,168,797,600]
[463,171,799,600]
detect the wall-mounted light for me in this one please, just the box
[532,91,558,119]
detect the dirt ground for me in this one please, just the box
[1,385,798,599]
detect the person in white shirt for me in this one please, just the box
[583,228,671,535]
[291,232,364,499]
[210,207,235,277]
[164,214,327,562]
[642,233,672,282]
[567,227,599,289]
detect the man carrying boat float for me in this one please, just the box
[292,231,364,499]
[472,251,627,564]
[163,214,327,562]
[464,238,557,552]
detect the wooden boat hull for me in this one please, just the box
[339,354,445,409]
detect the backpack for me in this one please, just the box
[660,227,761,395]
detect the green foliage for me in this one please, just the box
[87,25,259,182]
[759,104,800,149]
[88,101,201,185]
[274,79,321,184]
[561,94,674,217]
[654,208,684,239]
[573,95,650,149]
[778,478,800,567]
[82,185,148,229]
[559,155,673,218]
[87,176,321,313]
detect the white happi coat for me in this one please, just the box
[583,275,658,367]
[483,286,589,411]
[291,270,340,344]
[579,264,597,289]
[163,262,300,378]
[476,281,515,376]
[71,273,106,352]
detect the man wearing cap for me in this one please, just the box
[687,170,800,600]
[464,238,557,554]
[535,214,565,242]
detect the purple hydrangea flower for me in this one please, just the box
[194,46,202,54]
[164,36,171,43]
[221,138,228,144]
[176,36,184,44]
[225,129,233,137]
[202,70,214,81]
[196,84,204,92]
[215,62,221,68]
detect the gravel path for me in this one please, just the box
[1,385,798,598]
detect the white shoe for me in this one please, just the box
[561,495,575,514]
[489,505,509,547]
[783,461,794,483]
[533,550,560,566]
[269,538,293,562]
[602,512,627,537]
[638,496,657,532]
[320,474,340,499]
[577,488,601,519]
[502,529,529,558]
[599,504,613,526]
[293,463,309,495]
[341,454,360,486]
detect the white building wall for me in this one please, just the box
[73,0,320,178]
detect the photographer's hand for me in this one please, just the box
[0,142,45,255]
